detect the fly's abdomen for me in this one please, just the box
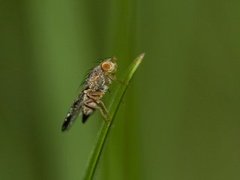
[82,93,98,123]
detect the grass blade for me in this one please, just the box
[83,53,145,180]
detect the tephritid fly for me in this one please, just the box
[62,57,117,131]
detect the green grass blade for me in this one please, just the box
[83,53,145,180]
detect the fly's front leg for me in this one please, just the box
[108,74,125,85]
[108,74,116,81]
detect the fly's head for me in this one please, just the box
[101,57,117,75]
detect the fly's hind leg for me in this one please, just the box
[84,100,110,122]
[97,100,111,122]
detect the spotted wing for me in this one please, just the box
[61,93,83,131]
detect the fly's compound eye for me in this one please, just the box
[101,61,116,73]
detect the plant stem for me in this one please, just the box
[83,53,145,180]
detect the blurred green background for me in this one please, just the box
[1,0,240,180]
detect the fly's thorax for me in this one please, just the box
[86,66,103,90]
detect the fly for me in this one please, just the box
[61,57,117,131]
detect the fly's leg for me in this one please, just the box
[97,100,110,121]
[84,90,110,122]
[108,74,116,81]
[108,74,125,85]
[84,90,104,100]
[84,99,110,122]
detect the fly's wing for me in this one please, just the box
[61,93,83,131]
[62,65,95,131]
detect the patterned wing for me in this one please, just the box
[61,93,83,131]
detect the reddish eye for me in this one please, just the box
[101,62,112,71]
